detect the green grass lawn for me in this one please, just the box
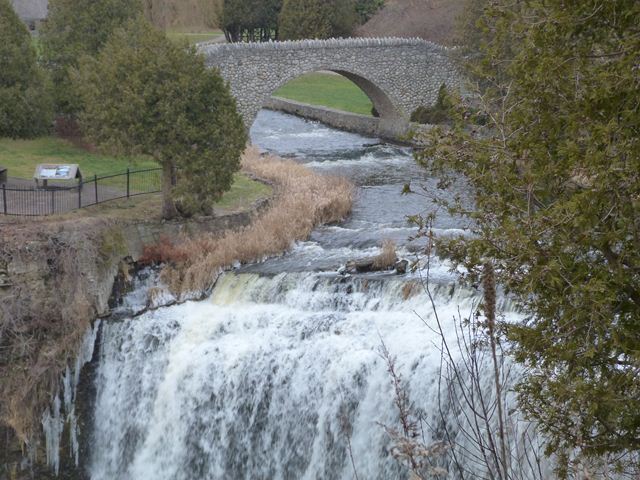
[165,28,224,45]
[216,173,271,211]
[0,135,270,216]
[273,72,374,116]
[0,136,157,179]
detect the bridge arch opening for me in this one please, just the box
[269,70,401,121]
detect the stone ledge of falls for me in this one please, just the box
[0,194,271,479]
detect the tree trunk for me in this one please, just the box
[161,161,177,220]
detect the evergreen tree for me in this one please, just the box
[218,0,282,42]
[278,0,356,40]
[74,18,247,219]
[354,0,384,25]
[419,0,640,475]
[40,0,142,115]
[0,0,52,137]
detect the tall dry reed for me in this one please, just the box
[373,239,398,270]
[153,148,353,295]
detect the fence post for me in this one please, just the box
[94,174,98,205]
[126,168,130,199]
[50,189,55,215]
[2,184,6,215]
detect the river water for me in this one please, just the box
[85,111,546,479]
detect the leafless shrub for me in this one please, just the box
[0,220,112,452]
[409,224,546,480]
[378,216,548,479]
[379,339,449,479]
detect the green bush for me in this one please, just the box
[410,83,451,125]
[40,0,142,115]
[75,18,247,219]
[0,0,53,138]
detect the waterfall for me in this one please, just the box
[88,272,549,479]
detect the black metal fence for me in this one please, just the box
[0,167,162,216]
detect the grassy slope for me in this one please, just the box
[355,0,464,46]
[216,173,271,211]
[0,137,159,178]
[165,28,223,45]
[273,72,374,116]
[0,137,270,211]
[0,137,157,178]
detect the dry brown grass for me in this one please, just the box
[373,239,398,270]
[0,218,117,450]
[356,0,465,46]
[144,0,221,29]
[146,148,354,296]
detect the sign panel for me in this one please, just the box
[34,164,81,181]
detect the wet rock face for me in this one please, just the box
[394,259,409,274]
[200,38,459,133]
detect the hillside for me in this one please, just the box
[356,0,465,46]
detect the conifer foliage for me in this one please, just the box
[278,0,357,40]
[218,0,282,42]
[75,18,247,219]
[0,0,52,137]
[40,0,142,115]
[419,0,640,475]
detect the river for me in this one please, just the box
[81,111,546,479]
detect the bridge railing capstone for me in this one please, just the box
[198,37,452,55]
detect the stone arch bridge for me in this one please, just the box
[199,38,458,138]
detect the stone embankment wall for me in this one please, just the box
[265,97,380,137]
[264,96,432,144]
[200,37,458,137]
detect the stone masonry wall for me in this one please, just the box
[199,37,459,135]
[264,96,434,145]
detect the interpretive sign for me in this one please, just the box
[34,164,82,188]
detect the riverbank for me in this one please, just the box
[140,148,353,300]
[0,148,352,478]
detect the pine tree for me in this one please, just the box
[218,0,282,42]
[40,0,142,115]
[0,0,52,137]
[418,0,640,475]
[74,18,247,219]
[278,0,356,40]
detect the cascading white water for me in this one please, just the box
[88,272,547,480]
[81,110,552,479]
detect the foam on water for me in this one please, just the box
[89,272,546,480]
[83,111,547,479]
